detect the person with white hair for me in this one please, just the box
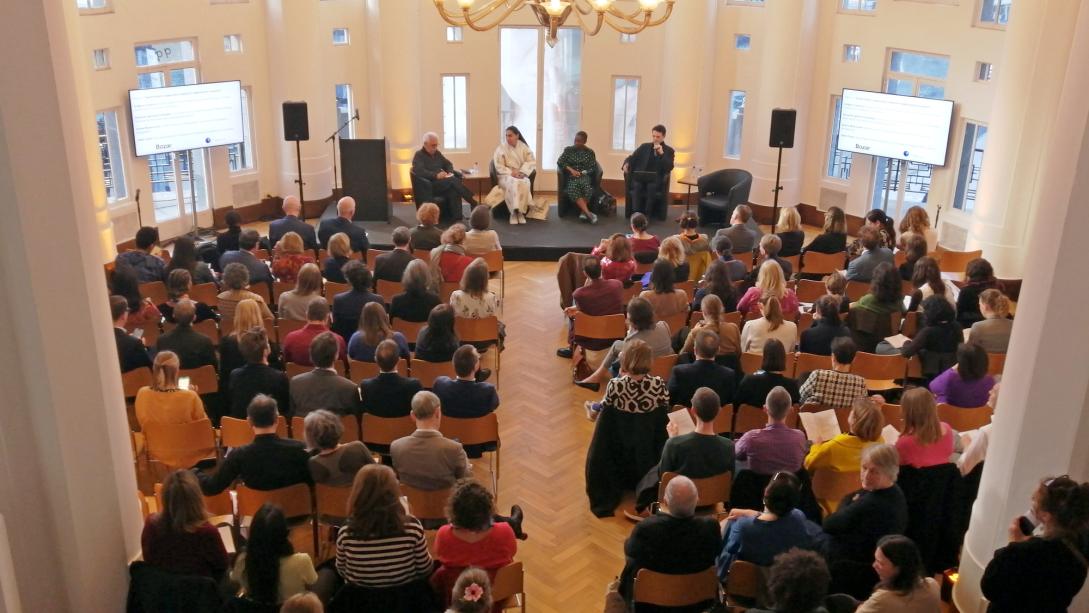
[317,196,369,254]
[412,132,478,222]
[268,195,317,250]
[617,474,721,605]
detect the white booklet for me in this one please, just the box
[884,334,910,349]
[668,407,697,436]
[881,424,901,445]
[799,410,841,443]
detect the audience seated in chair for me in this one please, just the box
[740,295,798,355]
[198,394,312,495]
[464,205,503,255]
[135,350,207,429]
[159,268,218,323]
[374,226,417,283]
[290,333,360,419]
[844,226,894,284]
[557,256,625,358]
[738,260,800,320]
[668,329,736,407]
[929,342,995,407]
[655,235,691,284]
[690,259,739,314]
[591,233,637,283]
[431,224,476,285]
[229,328,289,420]
[895,388,954,469]
[750,234,794,282]
[112,294,152,373]
[317,196,370,254]
[735,340,800,406]
[799,295,851,357]
[857,535,940,613]
[359,339,422,419]
[444,568,494,613]
[331,260,383,341]
[283,298,347,367]
[802,206,848,255]
[736,386,807,476]
[390,259,442,324]
[230,502,317,606]
[746,549,833,613]
[450,258,502,327]
[967,288,1013,354]
[775,206,805,258]
[219,299,270,395]
[304,411,373,489]
[583,339,669,422]
[278,264,324,322]
[110,262,162,329]
[628,212,661,257]
[896,206,938,254]
[216,211,243,259]
[639,258,689,320]
[321,232,353,284]
[410,202,444,253]
[271,232,315,284]
[906,256,956,313]
[891,296,959,380]
[268,195,318,251]
[675,212,712,281]
[717,204,760,256]
[220,229,273,285]
[414,304,462,363]
[805,397,884,480]
[680,294,741,370]
[957,383,1000,477]
[898,234,927,282]
[956,258,1002,329]
[712,235,749,283]
[577,297,672,391]
[217,263,275,323]
[117,225,168,283]
[141,469,228,579]
[433,345,498,421]
[391,391,469,491]
[799,337,868,407]
[348,302,411,363]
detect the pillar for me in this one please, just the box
[964,0,1083,277]
[954,3,1089,611]
[0,1,144,611]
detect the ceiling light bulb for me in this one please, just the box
[542,0,569,16]
[638,0,660,9]
[592,0,613,9]
[457,0,475,9]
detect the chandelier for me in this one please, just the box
[433,0,676,47]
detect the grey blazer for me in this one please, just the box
[722,223,757,254]
[845,247,894,282]
[289,368,360,418]
[967,318,1013,354]
[391,429,469,491]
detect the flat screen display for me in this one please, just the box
[837,88,954,166]
[128,80,244,156]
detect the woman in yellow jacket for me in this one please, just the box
[135,350,207,429]
[804,398,884,511]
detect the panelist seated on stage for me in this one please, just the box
[411,132,477,222]
[317,196,370,254]
[268,195,317,251]
[556,130,600,224]
[492,125,543,225]
[623,124,675,220]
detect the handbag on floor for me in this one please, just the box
[591,188,617,217]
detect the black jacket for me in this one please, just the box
[390,290,441,324]
[197,433,311,495]
[982,535,1089,613]
[373,249,416,284]
[116,327,152,373]
[619,513,721,606]
[317,217,369,254]
[331,290,384,341]
[803,232,847,255]
[268,215,318,250]
[228,364,290,419]
[156,326,217,371]
[626,142,676,180]
[585,405,668,517]
[735,371,800,408]
[799,320,852,356]
[667,360,736,408]
[359,372,422,418]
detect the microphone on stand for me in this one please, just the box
[353,108,360,121]
[135,188,143,227]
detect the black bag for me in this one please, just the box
[591,188,617,217]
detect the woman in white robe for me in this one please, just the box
[491,126,543,224]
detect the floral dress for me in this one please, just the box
[557,145,597,201]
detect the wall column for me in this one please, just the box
[954,3,1089,611]
[0,1,144,611]
[964,0,1083,277]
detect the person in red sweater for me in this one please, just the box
[140,469,228,579]
[281,298,346,366]
[592,233,636,282]
[430,224,475,284]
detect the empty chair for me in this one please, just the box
[696,169,753,227]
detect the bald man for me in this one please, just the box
[618,475,721,603]
[317,196,369,253]
[269,195,317,250]
[411,132,477,222]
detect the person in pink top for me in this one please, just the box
[895,388,954,468]
[736,260,799,320]
[592,233,636,282]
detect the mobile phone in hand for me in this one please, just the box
[179,376,191,391]
[1018,514,1037,537]
[132,328,144,339]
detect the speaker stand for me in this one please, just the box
[293,140,305,219]
[770,145,784,233]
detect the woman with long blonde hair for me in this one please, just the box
[134,350,206,428]
[680,293,741,361]
[895,388,954,468]
[736,260,799,319]
[657,235,690,281]
[775,206,805,257]
[740,295,798,354]
[219,298,269,387]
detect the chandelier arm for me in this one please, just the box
[604,3,645,21]
[570,8,606,36]
[571,0,598,16]
[643,1,674,27]
[461,1,530,31]
[602,10,652,34]
[433,0,523,29]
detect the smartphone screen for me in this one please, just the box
[131,328,144,339]
[178,376,191,390]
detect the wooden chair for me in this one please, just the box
[732,404,768,437]
[139,281,168,305]
[987,352,1006,376]
[851,352,907,391]
[400,484,452,524]
[881,403,903,432]
[845,281,870,301]
[649,354,678,380]
[811,468,862,515]
[315,483,353,522]
[253,248,272,261]
[360,414,416,453]
[179,365,218,395]
[800,251,845,276]
[153,482,233,523]
[634,261,654,276]
[412,248,431,260]
[935,247,983,273]
[290,414,359,443]
[409,359,455,388]
[348,358,406,380]
[440,413,501,493]
[189,282,219,305]
[375,279,404,304]
[285,361,346,379]
[632,567,720,609]
[660,471,732,512]
[454,317,502,376]
[277,318,308,341]
[724,560,767,610]
[900,310,920,337]
[573,313,626,345]
[366,249,387,269]
[324,282,350,303]
[482,249,506,302]
[937,403,993,432]
[723,311,743,327]
[271,281,294,305]
[122,367,153,399]
[235,483,317,553]
[620,283,642,306]
[676,280,696,300]
[440,282,460,303]
[492,561,526,612]
[391,318,426,344]
[795,279,826,303]
[740,352,764,375]
[658,311,689,335]
[219,415,287,448]
[795,352,830,378]
[795,311,814,337]
[143,419,218,471]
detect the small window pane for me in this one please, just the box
[735,34,751,50]
[332,28,350,45]
[620,33,637,43]
[442,75,469,150]
[975,62,994,81]
[979,0,1012,25]
[228,88,254,172]
[841,0,877,10]
[223,34,242,53]
[77,0,109,9]
[918,83,945,99]
[954,122,987,212]
[889,51,950,79]
[446,26,463,42]
[725,90,746,158]
[843,45,862,62]
[96,111,127,201]
[134,40,195,67]
[335,84,354,139]
[612,78,639,151]
[93,48,110,69]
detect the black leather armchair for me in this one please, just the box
[409,169,463,223]
[556,161,603,218]
[488,160,537,219]
[623,168,671,221]
[697,168,753,227]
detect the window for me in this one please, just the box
[620,33,637,43]
[735,34,751,50]
[442,75,469,150]
[92,48,110,70]
[612,77,639,151]
[977,0,1011,26]
[827,95,852,180]
[727,0,765,4]
[953,122,987,213]
[975,61,994,81]
[223,34,242,53]
[841,0,877,10]
[227,87,254,172]
[724,90,746,158]
[77,0,111,12]
[446,27,463,42]
[332,28,350,45]
[499,27,582,170]
[96,111,127,202]
[134,40,195,68]
[843,44,862,62]
[335,84,355,139]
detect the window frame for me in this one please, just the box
[974,0,1011,29]
[332,28,350,46]
[843,44,862,63]
[446,26,464,43]
[724,90,746,159]
[96,108,129,204]
[839,0,878,14]
[77,0,113,15]
[974,61,994,82]
[952,119,987,213]
[441,74,470,151]
[227,86,256,174]
[611,76,640,152]
[334,83,355,140]
[92,48,111,70]
[620,33,637,43]
[223,34,243,54]
[825,95,852,182]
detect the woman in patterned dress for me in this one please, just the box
[556,131,599,224]
[583,339,669,421]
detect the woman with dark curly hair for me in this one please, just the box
[747,548,832,613]
[854,262,904,316]
[431,480,519,609]
[956,257,1001,328]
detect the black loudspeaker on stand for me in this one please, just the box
[768,108,796,232]
[282,101,310,214]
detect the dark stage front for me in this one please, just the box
[321,200,704,261]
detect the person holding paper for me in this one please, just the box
[661,388,735,477]
[804,397,884,476]
[735,386,807,475]
[799,337,868,408]
[957,383,999,477]
[668,329,736,407]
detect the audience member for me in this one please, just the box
[897,296,961,374]
[898,234,928,281]
[735,340,801,407]
[799,295,851,356]
[897,206,938,252]
[116,226,167,282]
[668,330,736,407]
[135,350,206,429]
[390,259,442,323]
[198,394,311,495]
[464,205,502,255]
[751,234,793,281]
[112,295,151,372]
[855,262,905,321]
[735,387,807,475]
[957,382,999,476]
[746,549,831,613]
[823,271,852,313]
[906,256,956,312]
[845,226,894,283]
[317,196,369,253]
[140,469,228,579]
[331,260,382,340]
[277,263,324,321]
[775,206,805,258]
[159,268,217,323]
[374,226,416,282]
[304,410,373,487]
[584,339,669,421]
[558,256,624,357]
[269,195,318,250]
[720,204,759,255]
[445,568,493,613]
[956,258,1001,329]
[800,337,867,407]
[433,345,499,420]
[576,297,672,390]
[847,209,897,260]
[857,535,940,613]
[805,397,883,477]
[691,258,738,312]
[740,296,798,354]
[415,304,462,363]
[218,299,268,390]
[390,391,470,490]
[348,302,410,362]
[230,502,317,605]
[639,258,688,320]
[981,475,1089,613]
[432,480,518,607]
[929,342,995,407]
[166,235,216,285]
[110,263,162,328]
[895,388,953,468]
[410,202,443,252]
[359,339,422,418]
[280,592,322,613]
[451,258,501,319]
[737,261,799,319]
[717,473,822,575]
[676,212,712,282]
[431,224,475,284]
[321,232,352,283]
[219,229,272,285]
[217,262,274,322]
[216,210,243,257]
[680,294,741,369]
[712,235,748,281]
[282,298,346,366]
[656,235,690,282]
[155,300,216,371]
[228,328,289,419]
[289,332,359,418]
[271,231,315,283]
[967,288,1013,354]
[594,233,636,282]
[802,206,847,254]
[628,212,661,255]
[660,388,735,478]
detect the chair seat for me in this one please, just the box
[699,195,734,211]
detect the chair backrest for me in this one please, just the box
[900,310,920,338]
[400,484,452,522]
[154,481,233,518]
[649,354,678,380]
[179,365,218,395]
[253,248,271,262]
[633,567,720,608]
[271,281,294,304]
[413,248,431,260]
[440,413,500,447]
[851,352,907,381]
[491,561,525,605]
[881,403,903,432]
[409,359,455,388]
[366,249,387,269]
[733,404,767,437]
[277,318,308,340]
[440,282,460,303]
[935,247,983,273]
[139,281,168,305]
[236,483,313,519]
[360,414,416,448]
[621,283,642,305]
[795,352,830,377]
[845,281,870,301]
[723,310,743,327]
[573,313,626,340]
[659,471,732,509]
[285,361,346,379]
[219,415,288,448]
[725,560,767,607]
[936,403,993,432]
[391,318,426,344]
[795,279,826,303]
[800,251,845,276]
[189,282,219,305]
[375,279,404,303]
[122,367,153,398]
[324,281,350,301]
[315,483,353,520]
[349,358,406,380]
[795,312,814,338]
[811,468,862,514]
[143,419,217,469]
[987,352,1006,376]
[658,312,689,335]
[454,316,500,343]
[740,352,764,375]
[481,249,504,273]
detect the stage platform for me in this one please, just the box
[322,200,710,261]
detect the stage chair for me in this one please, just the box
[189,282,219,305]
[852,352,907,392]
[632,568,720,610]
[139,281,168,306]
[811,468,862,516]
[348,358,406,381]
[937,403,993,432]
[935,247,983,273]
[649,354,678,380]
[400,484,452,525]
[122,367,154,399]
[392,319,425,345]
[440,413,501,493]
[482,250,506,304]
[800,251,846,276]
[179,365,218,395]
[219,415,287,448]
[724,560,767,610]
[492,562,526,612]
[409,359,455,388]
[732,404,767,438]
[375,279,403,304]
[143,419,218,471]
[659,471,732,513]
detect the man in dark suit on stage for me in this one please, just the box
[112,295,151,373]
[268,195,317,250]
[623,124,675,218]
[412,132,477,220]
[317,196,370,254]
[668,329,736,407]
